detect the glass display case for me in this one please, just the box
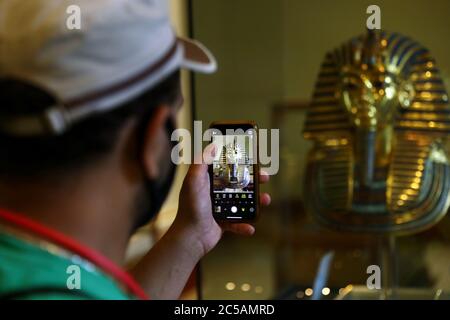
[190,0,450,300]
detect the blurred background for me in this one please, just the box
[128,0,450,300]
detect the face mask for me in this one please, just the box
[132,119,177,231]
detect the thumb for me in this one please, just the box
[203,143,217,165]
[189,143,217,175]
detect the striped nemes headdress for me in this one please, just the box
[304,30,449,137]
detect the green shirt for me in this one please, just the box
[0,230,133,300]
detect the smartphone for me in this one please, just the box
[208,121,259,223]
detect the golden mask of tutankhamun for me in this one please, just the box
[303,30,450,234]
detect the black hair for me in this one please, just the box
[0,71,181,179]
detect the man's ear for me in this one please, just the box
[141,105,172,180]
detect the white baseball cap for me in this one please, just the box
[0,0,217,136]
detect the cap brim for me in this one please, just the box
[178,37,217,74]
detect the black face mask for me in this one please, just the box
[132,119,177,231]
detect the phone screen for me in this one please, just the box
[209,123,258,221]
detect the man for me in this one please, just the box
[0,0,271,299]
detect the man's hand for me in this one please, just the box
[132,144,271,299]
[171,144,271,258]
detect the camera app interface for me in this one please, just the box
[211,130,256,219]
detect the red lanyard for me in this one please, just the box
[0,208,148,300]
